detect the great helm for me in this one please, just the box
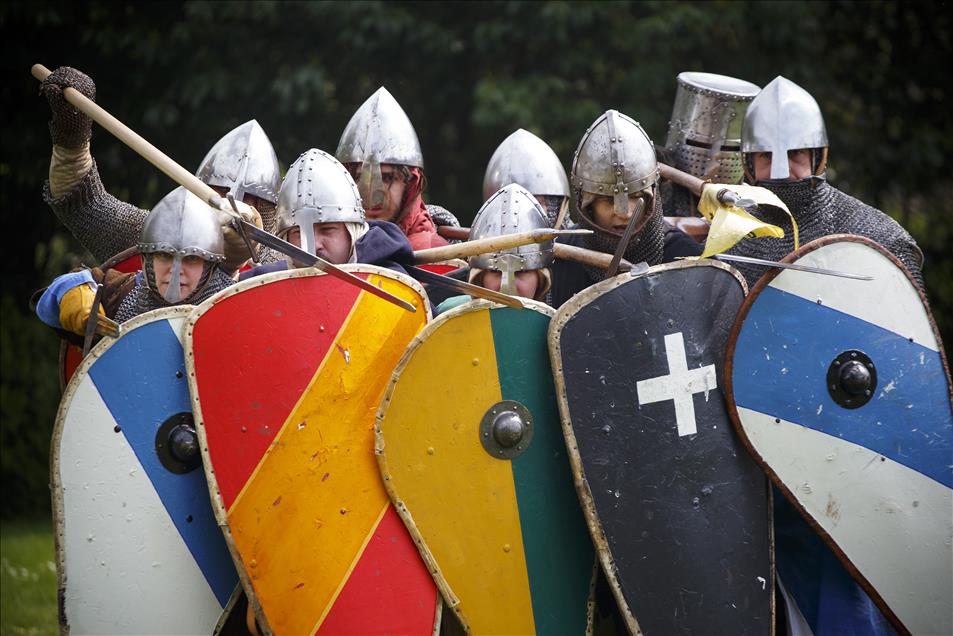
[138,186,225,303]
[742,76,828,180]
[482,129,569,202]
[664,72,760,183]
[195,120,281,205]
[571,109,658,223]
[274,149,365,258]
[335,87,424,210]
[470,184,554,294]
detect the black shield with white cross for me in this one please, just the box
[549,260,773,636]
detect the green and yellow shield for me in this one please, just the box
[376,299,595,634]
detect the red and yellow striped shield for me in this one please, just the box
[186,266,438,636]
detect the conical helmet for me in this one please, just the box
[195,120,281,205]
[469,183,554,284]
[335,87,424,210]
[571,110,658,220]
[482,129,569,202]
[139,186,224,303]
[274,149,365,257]
[742,76,828,180]
[664,72,760,183]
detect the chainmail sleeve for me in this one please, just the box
[42,159,148,263]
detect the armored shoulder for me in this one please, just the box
[425,204,460,228]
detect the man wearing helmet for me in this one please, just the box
[39,66,278,273]
[240,148,415,279]
[482,129,571,228]
[35,187,236,339]
[550,110,702,308]
[658,72,761,217]
[725,76,924,290]
[335,87,459,250]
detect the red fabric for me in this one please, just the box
[396,168,448,249]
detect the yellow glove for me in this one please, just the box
[697,183,798,258]
[59,283,105,336]
[216,199,264,275]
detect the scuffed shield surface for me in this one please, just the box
[377,300,595,634]
[725,235,953,636]
[52,306,238,634]
[186,266,438,636]
[550,260,773,635]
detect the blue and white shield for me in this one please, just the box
[726,235,953,636]
[51,306,238,634]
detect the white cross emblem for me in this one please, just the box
[636,332,717,437]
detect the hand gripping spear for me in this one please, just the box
[31,63,425,312]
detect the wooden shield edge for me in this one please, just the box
[548,259,757,636]
[185,265,430,636]
[722,234,952,636]
[50,305,195,634]
[375,297,567,635]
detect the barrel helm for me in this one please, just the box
[138,186,225,304]
[742,76,829,183]
[571,109,659,235]
[664,72,761,184]
[482,129,570,227]
[335,87,424,211]
[470,183,554,298]
[195,120,281,208]
[274,148,366,261]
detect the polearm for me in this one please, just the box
[658,161,758,212]
[435,226,642,273]
[31,63,418,313]
[415,228,590,264]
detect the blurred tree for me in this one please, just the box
[1,0,949,517]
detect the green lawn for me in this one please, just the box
[0,519,58,636]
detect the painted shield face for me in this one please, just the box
[726,236,953,636]
[550,260,773,636]
[377,299,595,634]
[52,307,238,634]
[185,266,437,635]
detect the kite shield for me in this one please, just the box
[186,266,438,636]
[550,259,773,635]
[51,306,238,634]
[376,299,595,634]
[726,235,953,636]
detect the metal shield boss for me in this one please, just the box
[186,266,438,636]
[550,260,774,636]
[725,235,953,636]
[52,307,239,635]
[376,300,596,635]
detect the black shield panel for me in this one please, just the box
[550,260,773,636]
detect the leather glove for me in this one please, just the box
[217,199,264,274]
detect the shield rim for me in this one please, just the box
[723,233,951,636]
[184,264,430,636]
[547,259,755,636]
[376,297,593,634]
[50,305,196,633]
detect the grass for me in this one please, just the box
[0,519,58,636]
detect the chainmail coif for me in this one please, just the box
[114,266,235,323]
[725,179,924,289]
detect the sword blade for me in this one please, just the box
[239,221,418,313]
[404,266,525,309]
[713,253,873,281]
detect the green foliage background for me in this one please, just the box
[2,1,950,518]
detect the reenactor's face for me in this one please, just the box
[350,163,407,222]
[590,194,646,234]
[286,222,353,265]
[752,149,813,181]
[151,253,205,299]
[481,270,540,299]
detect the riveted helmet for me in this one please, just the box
[274,149,365,258]
[664,72,760,183]
[139,186,225,303]
[195,120,281,205]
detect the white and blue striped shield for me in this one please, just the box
[726,235,953,636]
[51,306,238,635]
